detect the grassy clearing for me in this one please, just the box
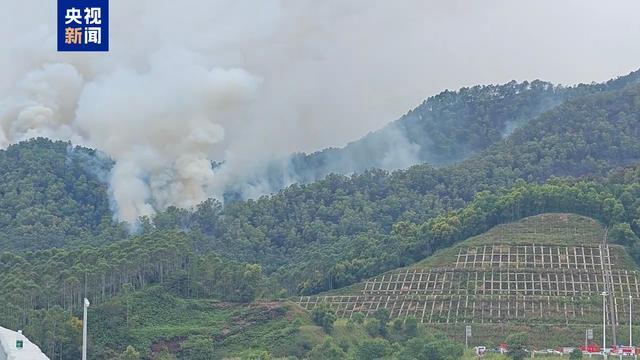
[91,286,317,358]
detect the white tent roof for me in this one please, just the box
[0,327,48,360]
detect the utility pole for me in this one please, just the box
[465,325,471,348]
[83,298,90,360]
[586,329,591,349]
[630,295,633,347]
[603,291,608,355]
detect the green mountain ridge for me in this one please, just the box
[232,69,640,194]
[190,81,640,295]
[2,71,640,358]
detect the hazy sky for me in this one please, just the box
[2,1,640,149]
[1,0,639,221]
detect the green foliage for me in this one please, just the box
[5,76,640,307]
[89,287,313,359]
[0,138,125,250]
[266,71,640,190]
[351,312,365,324]
[147,81,640,297]
[0,230,265,359]
[397,337,428,359]
[311,304,337,333]
[374,308,390,326]
[120,345,141,360]
[355,338,391,360]
[373,308,390,336]
[569,348,583,360]
[21,307,82,359]
[396,335,464,360]
[179,336,215,360]
[365,319,382,337]
[610,223,639,247]
[404,317,419,338]
[308,337,347,360]
[246,350,272,360]
[156,349,178,360]
[3,72,640,360]
[506,332,529,360]
[421,339,464,360]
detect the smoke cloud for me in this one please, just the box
[1,0,640,222]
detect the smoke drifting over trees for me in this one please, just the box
[1,0,639,221]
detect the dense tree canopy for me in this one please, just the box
[235,69,640,191]
[0,138,124,250]
[151,83,640,294]
[0,72,640,358]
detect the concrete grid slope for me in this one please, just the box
[297,214,639,328]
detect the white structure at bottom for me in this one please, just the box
[0,326,48,360]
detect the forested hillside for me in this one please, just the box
[6,171,640,358]
[1,72,640,359]
[231,69,640,194]
[5,80,638,294]
[157,82,640,294]
[1,70,638,253]
[0,228,268,358]
[0,138,124,250]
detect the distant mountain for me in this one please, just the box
[231,69,640,195]
[2,70,639,253]
[199,81,640,295]
[3,72,640,359]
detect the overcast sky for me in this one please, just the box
[1,0,639,220]
[2,1,639,150]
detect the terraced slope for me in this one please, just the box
[297,214,640,345]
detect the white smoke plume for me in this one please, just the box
[1,0,640,222]
[75,51,259,221]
